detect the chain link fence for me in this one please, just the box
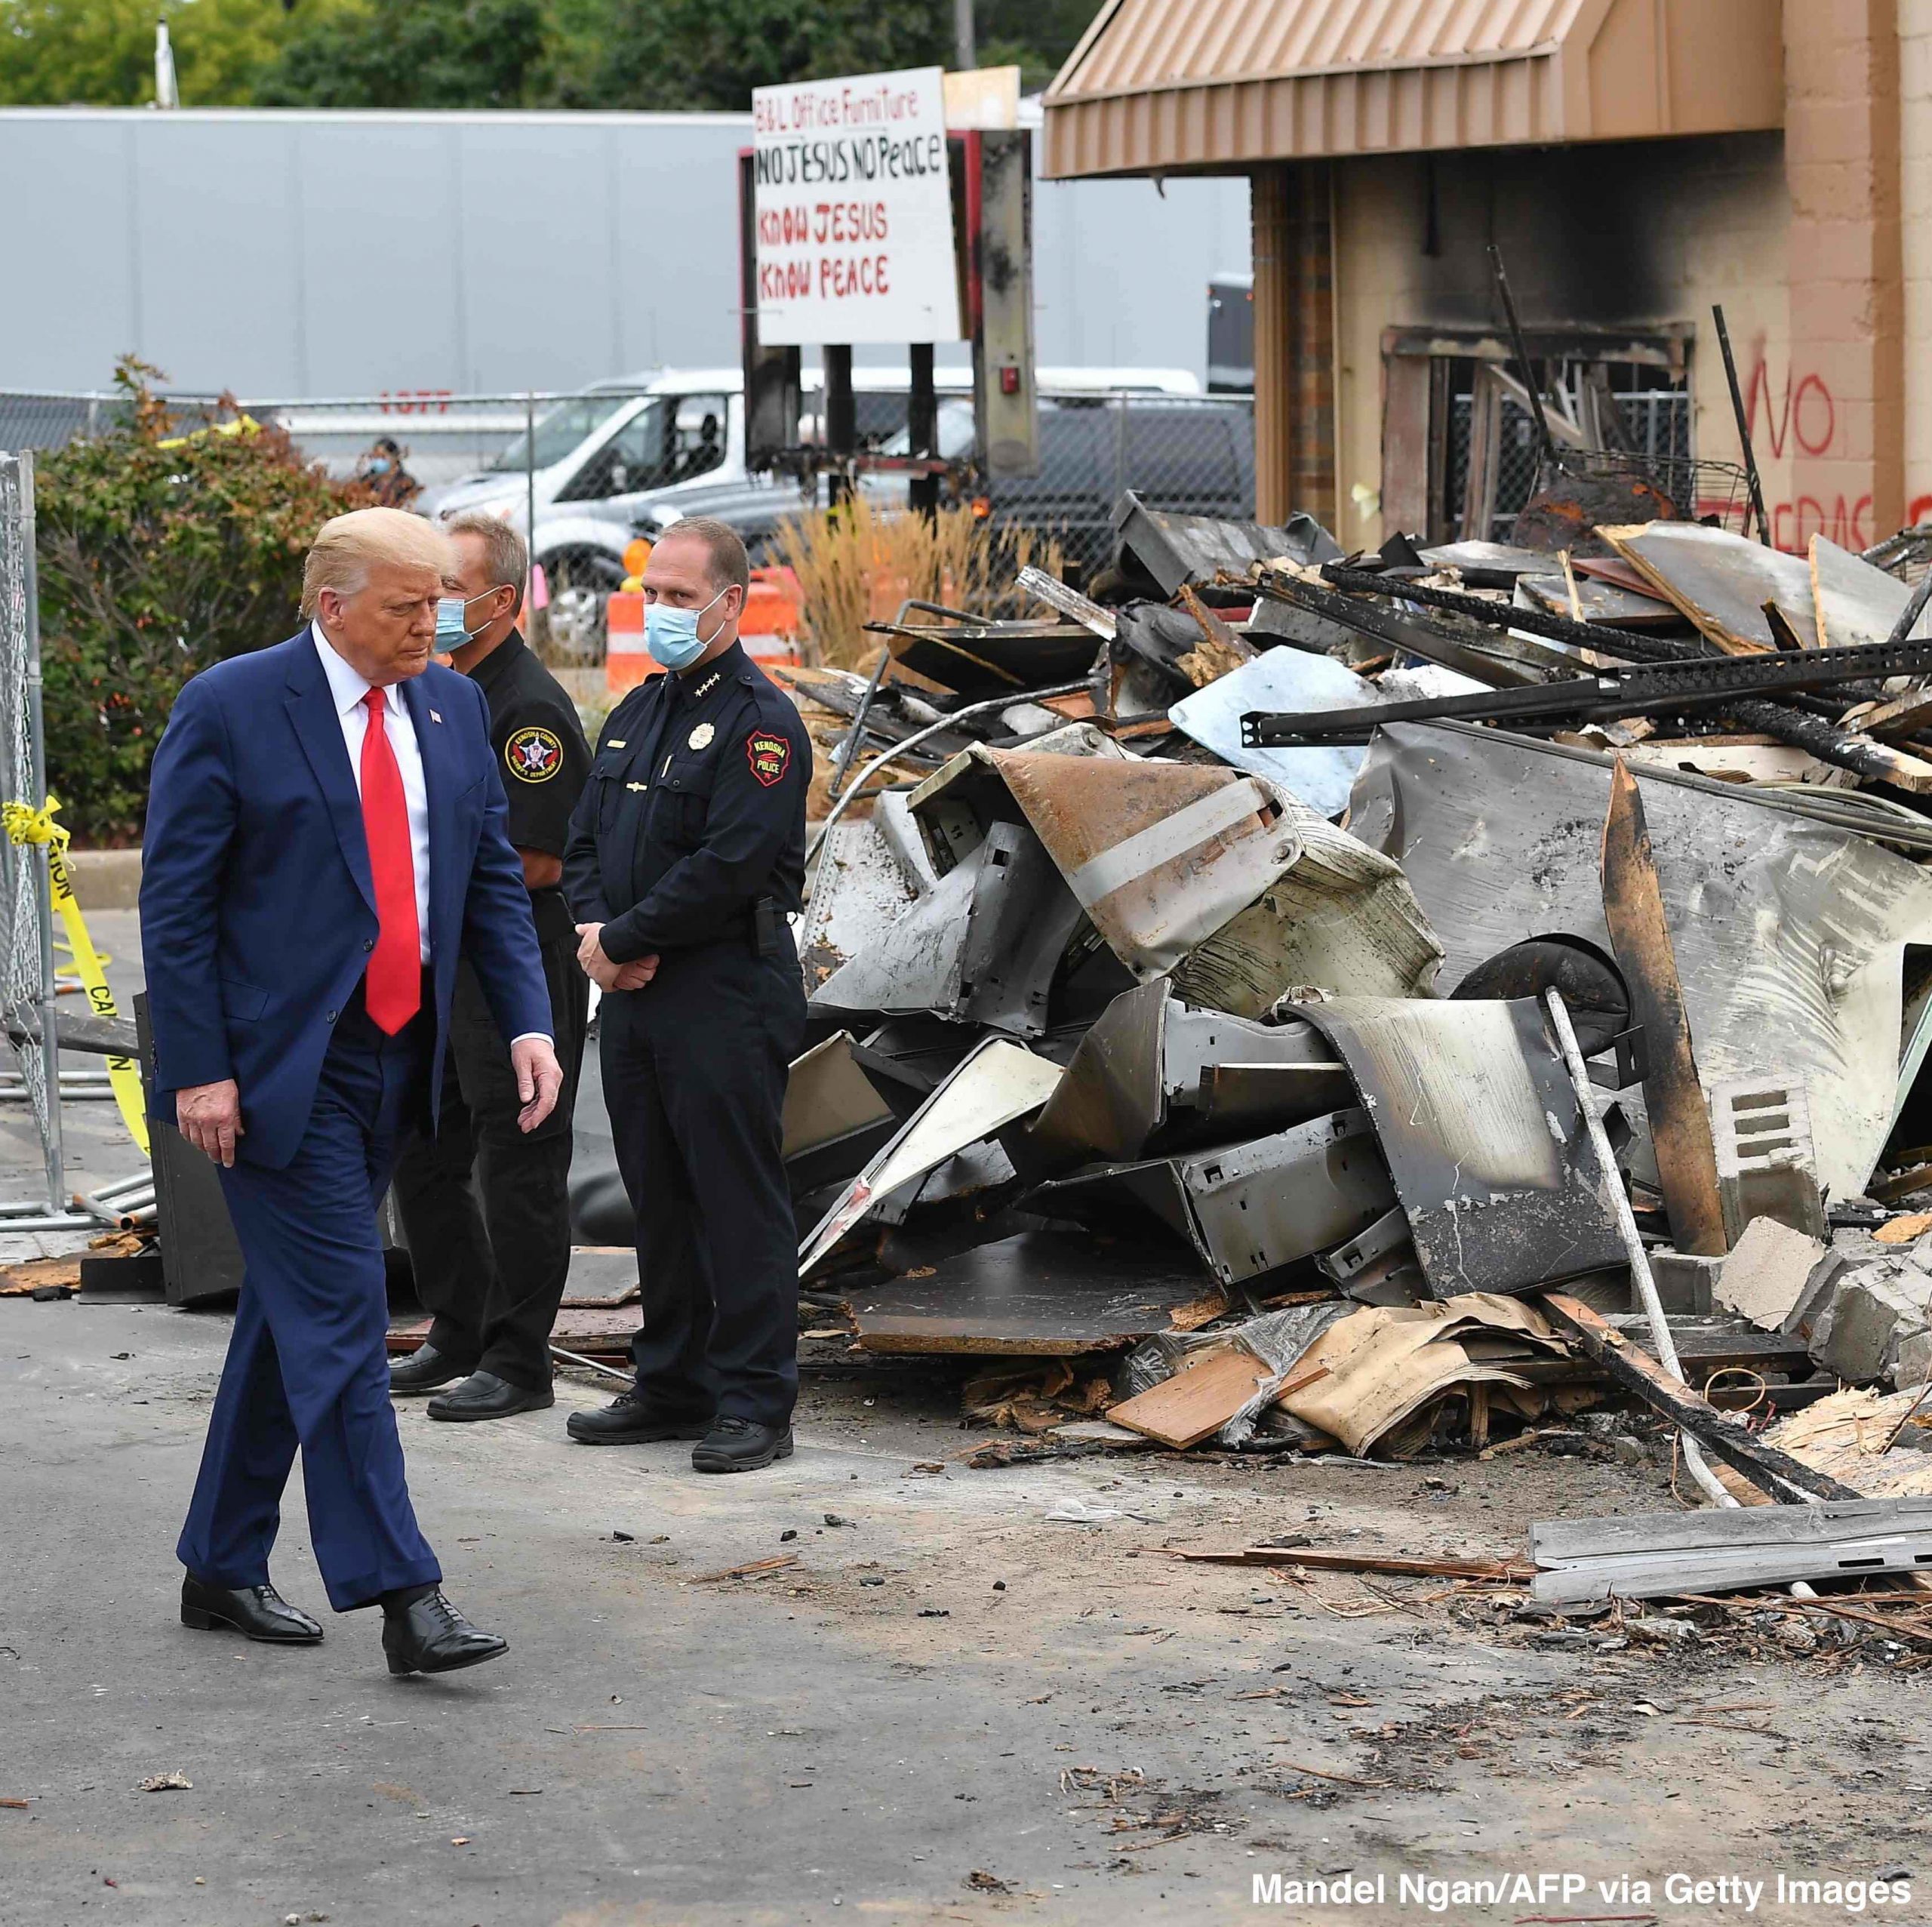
[2,383,1257,656]
[0,450,65,1215]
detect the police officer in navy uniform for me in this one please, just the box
[389,511,592,1420]
[563,516,809,1472]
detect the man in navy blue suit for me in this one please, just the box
[140,507,562,1678]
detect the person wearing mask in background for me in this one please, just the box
[562,519,809,1473]
[389,513,592,1421]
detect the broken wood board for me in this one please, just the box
[1602,522,1814,654]
[1517,572,1681,631]
[1620,738,1841,786]
[1710,1384,1932,1504]
[1844,688,1932,743]
[841,1231,1214,1356]
[1810,533,1921,651]
[1171,1545,1531,1582]
[1108,1351,1325,1450]
[1601,756,1726,1257]
[1274,1293,1571,1458]
[558,1246,642,1309]
[1539,1291,1860,1503]
[1531,1495,1932,1603]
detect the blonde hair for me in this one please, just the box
[300,507,454,618]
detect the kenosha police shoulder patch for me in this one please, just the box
[746,728,790,787]
[504,724,564,783]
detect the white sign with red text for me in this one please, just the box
[752,66,961,346]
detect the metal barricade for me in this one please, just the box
[0,449,68,1221]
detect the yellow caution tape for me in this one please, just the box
[3,796,150,1156]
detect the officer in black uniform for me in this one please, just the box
[389,511,592,1420]
[562,516,808,1473]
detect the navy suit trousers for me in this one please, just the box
[177,996,440,1612]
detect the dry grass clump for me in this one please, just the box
[775,498,1064,670]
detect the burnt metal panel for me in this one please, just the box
[955,820,1088,1038]
[1298,996,1626,1300]
[1179,1108,1393,1287]
[1019,980,1343,1176]
[1112,491,1340,595]
[1030,1106,1394,1288]
[1349,721,1932,1200]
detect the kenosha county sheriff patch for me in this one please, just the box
[746,729,791,787]
[504,725,564,783]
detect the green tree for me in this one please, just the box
[35,361,368,842]
[0,0,317,107]
[976,0,1097,94]
[552,0,948,111]
[254,0,552,108]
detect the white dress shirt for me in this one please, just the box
[312,623,432,962]
[310,625,551,1048]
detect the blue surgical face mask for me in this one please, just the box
[645,585,728,671]
[435,589,497,650]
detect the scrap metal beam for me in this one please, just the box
[4,1007,140,1059]
[1241,629,1932,747]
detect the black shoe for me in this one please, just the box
[381,1588,507,1677]
[691,1415,795,1473]
[389,1344,469,1395]
[566,1390,712,1445]
[181,1574,323,1645]
[426,1371,555,1423]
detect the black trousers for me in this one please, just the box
[391,903,590,1391]
[599,935,806,1429]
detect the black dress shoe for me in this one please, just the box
[181,1575,323,1645]
[691,1415,795,1473]
[389,1344,469,1395]
[382,1588,507,1677]
[427,1371,555,1423]
[566,1390,712,1445]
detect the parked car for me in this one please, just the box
[638,392,1257,584]
[422,366,1206,654]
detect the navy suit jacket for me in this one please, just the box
[140,630,553,1169]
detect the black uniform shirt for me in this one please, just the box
[469,632,592,947]
[562,639,810,962]
[469,632,592,857]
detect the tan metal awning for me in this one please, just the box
[1042,0,1783,180]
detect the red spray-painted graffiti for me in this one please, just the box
[1706,351,1932,549]
[1740,356,1873,550]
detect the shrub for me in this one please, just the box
[34,360,367,843]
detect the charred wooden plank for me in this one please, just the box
[1539,1292,1860,1503]
[1600,756,1727,1256]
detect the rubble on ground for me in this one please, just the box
[772,476,1932,1613]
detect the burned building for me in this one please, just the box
[1042,0,1917,558]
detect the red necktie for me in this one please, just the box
[359,687,420,1033]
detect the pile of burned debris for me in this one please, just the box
[779,470,1932,1592]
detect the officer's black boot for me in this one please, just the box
[566,1390,713,1445]
[691,1414,794,1473]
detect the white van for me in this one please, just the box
[420,365,1203,654]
